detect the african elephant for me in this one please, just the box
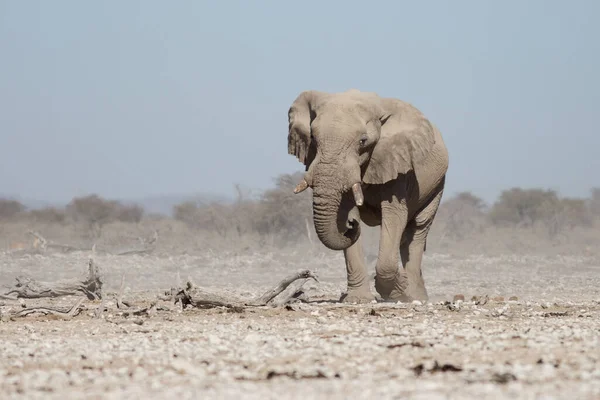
[287,89,449,303]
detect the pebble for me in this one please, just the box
[453,294,465,302]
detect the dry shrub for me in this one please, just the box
[66,194,144,238]
[173,173,313,247]
[27,207,67,224]
[254,172,313,244]
[174,200,231,238]
[590,188,600,221]
[113,203,144,224]
[0,198,26,220]
[543,197,591,239]
[436,192,487,241]
[487,188,591,239]
[489,188,560,227]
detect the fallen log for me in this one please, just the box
[172,269,318,310]
[3,258,103,300]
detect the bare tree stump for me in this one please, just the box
[3,258,103,300]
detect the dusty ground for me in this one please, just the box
[1,249,600,399]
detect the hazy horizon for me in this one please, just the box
[1,1,599,206]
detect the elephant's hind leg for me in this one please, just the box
[400,185,445,302]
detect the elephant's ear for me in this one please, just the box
[362,107,437,185]
[287,90,326,169]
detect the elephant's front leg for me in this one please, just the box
[340,235,376,303]
[399,186,445,302]
[374,202,409,301]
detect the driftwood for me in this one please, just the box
[171,270,319,310]
[1,263,318,322]
[13,298,85,320]
[3,258,103,300]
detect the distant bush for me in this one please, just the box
[489,188,560,227]
[173,200,200,226]
[255,172,312,242]
[113,203,145,224]
[437,192,487,240]
[590,187,600,218]
[174,200,231,238]
[27,207,67,224]
[66,194,145,237]
[488,188,591,239]
[0,198,26,220]
[544,197,591,238]
[173,173,313,245]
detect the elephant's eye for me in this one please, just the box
[359,135,368,147]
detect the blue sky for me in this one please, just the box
[1,0,598,205]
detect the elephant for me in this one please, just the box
[287,89,449,303]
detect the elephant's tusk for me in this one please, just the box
[293,179,309,194]
[352,183,364,206]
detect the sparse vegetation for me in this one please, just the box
[173,173,313,247]
[1,175,599,255]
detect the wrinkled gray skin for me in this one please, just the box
[287,89,449,303]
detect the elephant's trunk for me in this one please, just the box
[311,170,361,251]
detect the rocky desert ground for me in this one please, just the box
[1,245,600,400]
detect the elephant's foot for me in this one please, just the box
[403,281,429,302]
[339,288,376,304]
[385,280,429,303]
[375,271,408,301]
[386,289,428,303]
[375,271,429,303]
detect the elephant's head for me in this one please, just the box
[287,89,427,251]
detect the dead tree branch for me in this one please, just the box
[13,298,85,320]
[171,269,318,310]
[114,230,159,256]
[28,230,48,251]
[248,270,319,306]
[3,258,103,300]
[28,231,88,253]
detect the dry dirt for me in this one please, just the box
[1,249,600,399]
